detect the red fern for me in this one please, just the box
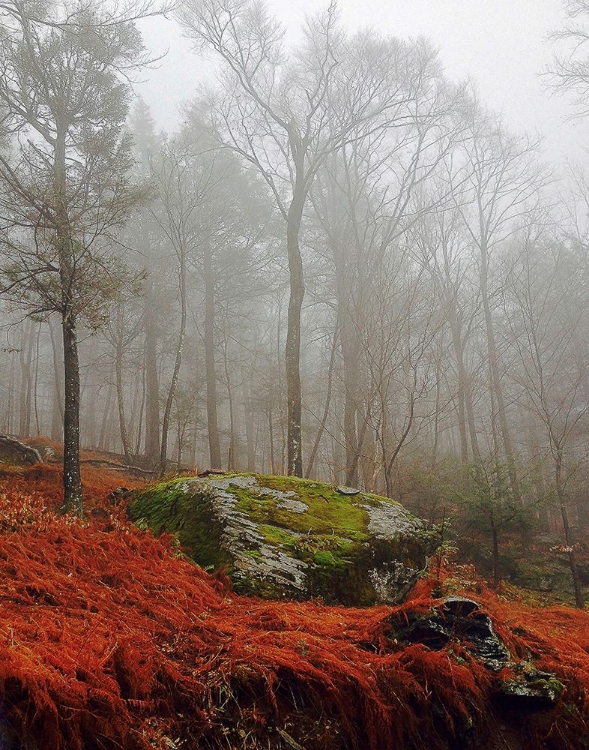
[0,467,587,748]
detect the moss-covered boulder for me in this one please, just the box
[129,473,439,606]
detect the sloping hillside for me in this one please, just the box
[0,460,588,749]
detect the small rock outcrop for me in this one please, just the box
[396,596,510,670]
[394,596,564,711]
[129,473,439,606]
[496,668,564,710]
[0,436,42,466]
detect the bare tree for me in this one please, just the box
[102,296,143,464]
[411,195,483,465]
[453,107,548,501]
[309,79,468,484]
[505,228,589,607]
[356,249,442,496]
[148,107,272,472]
[148,137,202,475]
[127,98,162,468]
[0,1,148,513]
[547,0,589,117]
[176,0,464,476]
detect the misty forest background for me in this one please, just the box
[2,0,589,596]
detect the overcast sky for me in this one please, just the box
[136,0,584,163]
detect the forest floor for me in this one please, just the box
[0,444,588,749]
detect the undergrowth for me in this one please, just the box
[0,466,588,748]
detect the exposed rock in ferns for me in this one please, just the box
[129,472,440,606]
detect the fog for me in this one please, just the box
[137,0,584,160]
[1,0,589,592]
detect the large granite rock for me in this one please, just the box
[129,473,439,606]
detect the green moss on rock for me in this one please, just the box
[129,479,231,571]
[129,473,439,606]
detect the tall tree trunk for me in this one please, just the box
[491,524,500,588]
[450,322,468,464]
[48,317,64,442]
[159,245,187,477]
[176,415,185,468]
[226,365,236,472]
[5,346,16,433]
[115,302,132,464]
[128,372,141,456]
[440,235,481,465]
[18,319,34,437]
[330,232,362,486]
[99,379,114,451]
[431,357,442,467]
[244,375,256,473]
[135,371,146,455]
[85,375,99,449]
[480,238,519,500]
[353,408,371,489]
[285,186,305,476]
[33,323,41,435]
[55,124,83,514]
[449,316,481,463]
[555,449,584,608]
[276,302,287,476]
[268,405,277,475]
[306,329,337,479]
[203,237,222,468]
[144,275,160,468]
[384,393,417,498]
[341,297,362,486]
[61,304,82,515]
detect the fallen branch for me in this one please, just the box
[79,459,155,477]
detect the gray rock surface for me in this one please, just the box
[129,473,439,605]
